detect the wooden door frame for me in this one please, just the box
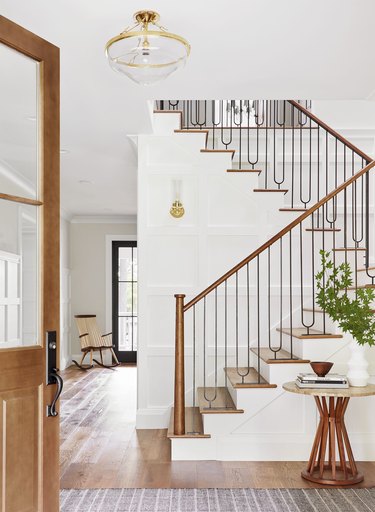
[0,16,60,511]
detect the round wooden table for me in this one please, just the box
[283,381,375,485]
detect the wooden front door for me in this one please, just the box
[0,17,60,512]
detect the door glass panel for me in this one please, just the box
[118,282,134,315]
[0,201,39,348]
[0,43,39,200]
[113,241,137,362]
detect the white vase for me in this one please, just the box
[347,339,369,387]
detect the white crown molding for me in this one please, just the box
[70,214,137,224]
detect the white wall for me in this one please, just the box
[313,100,375,130]
[60,216,71,369]
[136,119,297,429]
[69,221,137,357]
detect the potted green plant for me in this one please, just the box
[315,250,375,386]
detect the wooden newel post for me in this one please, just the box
[174,294,186,435]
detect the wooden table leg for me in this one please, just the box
[302,396,364,485]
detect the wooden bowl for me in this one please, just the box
[310,361,333,377]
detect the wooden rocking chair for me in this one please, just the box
[73,314,120,370]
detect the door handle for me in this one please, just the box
[46,330,63,417]
[47,368,63,417]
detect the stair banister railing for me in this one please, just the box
[170,100,375,436]
[288,101,372,164]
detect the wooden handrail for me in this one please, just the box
[184,160,375,311]
[288,100,373,164]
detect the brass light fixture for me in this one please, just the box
[170,200,185,218]
[170,179,185,218]
[105,10,190,86]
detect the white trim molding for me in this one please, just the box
[71,214,137,224]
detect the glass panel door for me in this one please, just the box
[112,241,137,363]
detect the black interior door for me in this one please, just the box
[112,241,137,363]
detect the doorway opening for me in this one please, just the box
[112,240,137,364]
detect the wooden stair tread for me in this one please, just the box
[348,284,375,290]
[197,387,244,414]
[224,367,277,389]
[333,247,366,252]
[251,347,309,364]
[200,149,235,158]
[154,110,183,115]
[279,207,307,212]
[254,189,288,194]
[227,169,262,173]
[305,228,341,232]
[174,129,209,134]
[357,266,375,272]
[174,129,209,145]
[276,327,342,339]
[167,407,210,439]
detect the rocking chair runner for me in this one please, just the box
[73,314,120,370]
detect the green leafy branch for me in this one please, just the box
[315,250,375,346]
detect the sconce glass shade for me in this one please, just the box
[105,11,190,86]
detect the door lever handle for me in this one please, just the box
[47,368,63,417]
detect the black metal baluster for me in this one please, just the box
[235,271,239,374]
[264,101,269,188]
[193,305,196,409]
[268,247,271,352]
[291,106,295,208]
[225,280,228,388]
[289,230,294,358]
[214,287,218,394]
[321,203,327,333]
[257,255,261,375]
[279,237,283,354]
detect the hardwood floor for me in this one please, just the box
[60,366,375,489]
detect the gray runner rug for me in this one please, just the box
[60,488,375,512]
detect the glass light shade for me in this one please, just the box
[105,12,190,86]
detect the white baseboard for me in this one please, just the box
[60,354,72,370]
[136,406,170,429]
[171,433,375,461]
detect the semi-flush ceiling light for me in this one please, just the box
[105,10,190,86]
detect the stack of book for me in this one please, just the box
[296,373,349,389]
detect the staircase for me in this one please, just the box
[149,101,375,460]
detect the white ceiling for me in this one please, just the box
[1,0,375,217]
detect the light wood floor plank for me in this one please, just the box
[60,366,375,489]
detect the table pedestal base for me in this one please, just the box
[302,396,363,486]
[302,465,363,486]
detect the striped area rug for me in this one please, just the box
[60,487,375,511]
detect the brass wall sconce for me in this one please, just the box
[170,179,185,218]
[170,200,185,218]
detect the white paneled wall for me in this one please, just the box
[137,115,295,428]
[0,250,20,347]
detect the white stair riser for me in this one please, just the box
[250,350,309,383]
[171,437,218,460]
[153,112,181,134]
[277,333,345,360]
